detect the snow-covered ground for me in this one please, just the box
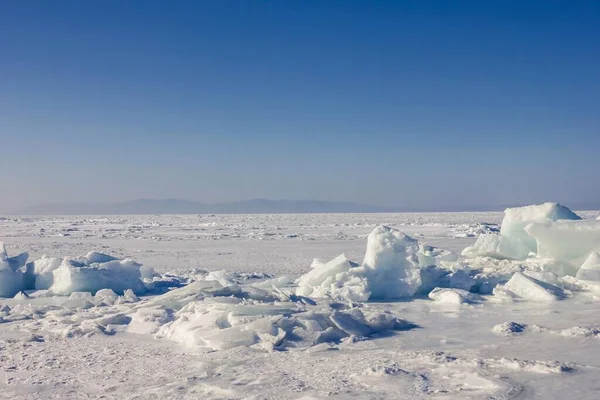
[1,210,600,399]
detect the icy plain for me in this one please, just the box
[1,211,600,399]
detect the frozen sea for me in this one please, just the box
[1,212,599,399]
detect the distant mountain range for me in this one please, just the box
[18,199,388,215]
[14,199,600,215]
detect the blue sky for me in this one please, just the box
[1,1,598,211]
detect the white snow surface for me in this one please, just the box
[1,210,600,399]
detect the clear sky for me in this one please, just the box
[1,1,599,212]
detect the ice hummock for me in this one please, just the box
[0,246,151,298]
[50,255,147,296]
[0,242,29,297]
[361,226,423,299]
[296,254,369,302]
[296,226,426,301]
[150,278,413,351]
[462,234,530,260]
[500,202,581,252]
[525,220,600,268]
[463,203,581,261]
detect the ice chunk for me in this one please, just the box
[462,234,530,260]
[297,254,358,290]
[525,220,600,268]
[296,254,369,302]
[361,226,422,299]
[123,288,140,302]
[205,270,236,287]
[13,291,30,300]
[428,288,483,305]
[69,291,93,300]
[94,288,119,305]
[251,275,295,290]
[501,203,581,252]
[50,257,146,296]
[30,256,63,290]
[139,265,154,281]
[0,242,28,297]
[82,252,118,264]
[417,244,458,267]
[497,272,566,301]
[329,309,372,337]
[576,252,600,281]
[310,258,329,269]
[128,307,174,335]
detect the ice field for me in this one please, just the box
[1,206,600,399]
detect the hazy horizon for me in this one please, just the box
[6,197,600,215]
[1,1,598,212]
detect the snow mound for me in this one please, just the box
[576,252,600,281]
[501,203,581,252]
[361,225,422,299]
[495,272,567,301]
[0,242,29,297]
[525,220,600,268]
[559,326,600,338]
[428,288,483,305]
[493,322,528,336]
